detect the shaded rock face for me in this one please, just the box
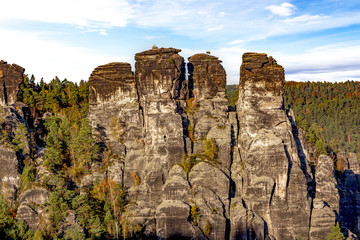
[335,153,360,237]
[0,60,24,105]
[309,155,339,240]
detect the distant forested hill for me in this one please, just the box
[227,81,360,158]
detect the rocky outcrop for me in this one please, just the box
[0,144,20,205]
[16,187,50,229]
[232,53,311,239]
[188,54,226,100]
[0,60,24,105]
[85,49,353,239]
[336,153,360,237]
[309,155,339,240]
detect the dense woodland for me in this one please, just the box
[1,75,134,239]
[1,76,357,239]
[227,81,360,159]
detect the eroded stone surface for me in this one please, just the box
[0,60,24,105]
[233,53,311,239]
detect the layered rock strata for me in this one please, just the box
[0,60,24,105]
[232,53,312,239]
[85,49,353,239]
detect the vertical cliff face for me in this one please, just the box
[134,47,185,167]
[0,60,24,105]
[0,61,26,206]
[232,53,312,239]
[3,51,359,239]
[87,49,350,240]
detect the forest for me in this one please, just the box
[227,81,360,160]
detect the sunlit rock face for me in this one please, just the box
[0,60,24,105]
[87,50,347,240]
[134,47,186,167]
[232,52,311,239]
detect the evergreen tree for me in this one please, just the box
[326,223,345,240]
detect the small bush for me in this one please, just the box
[326,222,345,240]
[190,204,200,226]
[130,171,140,186]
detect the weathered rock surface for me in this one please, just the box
[309,155,339,240]
[74,49,359,239]
[336,153,360,238]
[0,145,20,205]
[0,60,24,105]
[233,53,311,239]
[16,187,50,229]
[188,54,226,100]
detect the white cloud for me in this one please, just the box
[265,3,296,17]
[1,0,134,28]
[0,28,130,82]
[196,43,360,84]
[284,14,327,24]
[276,44,360,82]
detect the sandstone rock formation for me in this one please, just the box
[0,60,24,105]
[16,187,50,229]
[87,49,354,239]
[232,53,312,239]
[3,48,359,239]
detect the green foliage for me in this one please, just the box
[64,227,86,240]
[180,138,219,173]
[185,98,199,116]
[70,118,99,171]
[284,81,360,156]
[0,195,33,239]
[7,74,135,239]
[32,229,44,240]
[12,122,30,155]
[190,203,200,226]
[326,222,345,240]
[180,155,197,173]
[204,221,212,237]
[19,75,89,117]
[43,117,64,172]
[226,85,239,108]
[203,138,218,162]
[20,164,36,189]
[47,191,69,227]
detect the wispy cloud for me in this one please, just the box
[0,28,130,82]
[265,3,296,17]
[1,0,134,28]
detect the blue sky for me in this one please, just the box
[0,0,360,84]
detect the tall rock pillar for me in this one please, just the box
[232,53,311,239]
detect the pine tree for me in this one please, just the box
[44,117,64,171]
[326,222,345,240]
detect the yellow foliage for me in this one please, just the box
[130,171,140,186]
[185,98,199,116]
[110,117,125,143]
[203,138,218,162]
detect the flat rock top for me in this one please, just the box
[241,52,277,71]
[89,62,132,79]
[188,53,221,63]
[135,47,181,59]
